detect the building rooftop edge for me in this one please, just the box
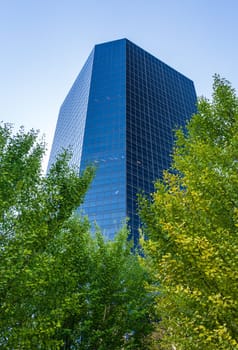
[94,38,195,84]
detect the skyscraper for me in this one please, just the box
[48,39,197,243]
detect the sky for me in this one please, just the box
[1,0,238,171]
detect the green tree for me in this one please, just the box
[50,221,155,350]
[140,76,238,349]
[0,124,93,348]
[0,124,154,349]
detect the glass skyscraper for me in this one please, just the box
[48,39,197,243]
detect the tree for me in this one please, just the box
[0,124,154,349]
[140,76,238,349]
[50,221,155,350]
[0,124,93,348]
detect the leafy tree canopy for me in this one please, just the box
[140,76,238,350]
[0,124,154,349]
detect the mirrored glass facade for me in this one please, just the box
[48,39,197,243]
[48,50,94,167]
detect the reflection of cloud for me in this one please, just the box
[92,155,125,164]
[115,190,119,195]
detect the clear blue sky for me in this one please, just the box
[1,0,238,170]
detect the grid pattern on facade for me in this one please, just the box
[79,40,127,239]
[47,51,94,170]
[126,40,197,242]
[48,39,197,243]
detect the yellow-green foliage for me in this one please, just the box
[140,76,238,349]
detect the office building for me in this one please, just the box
[48,39,197,243]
